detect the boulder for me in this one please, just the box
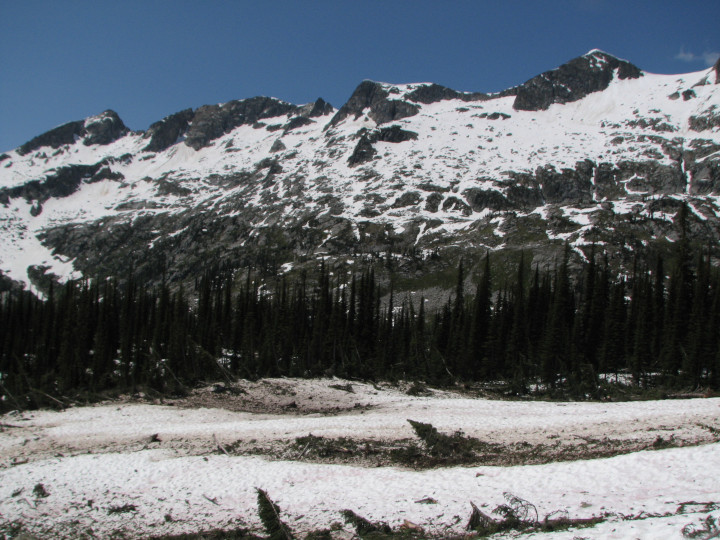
[371,125,418,143]
[392,191,421,208]
[347,134,376,165]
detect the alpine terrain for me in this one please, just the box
[3,50,720,540]
[1,49,719,294]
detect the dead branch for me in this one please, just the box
[213,434,230,456]
[203,494,220,505]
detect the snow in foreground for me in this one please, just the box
[1,379,719,539]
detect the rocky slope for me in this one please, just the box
[1,50,719,295]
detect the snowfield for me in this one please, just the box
[1,378,719,539]
[2,58,719,289]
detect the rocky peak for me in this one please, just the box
[307,98,334,117]
[184,96,299,150]
[326,80,420,128]
[143,108,195,153]
[82,110,129,146]
[512,49,643,111]
[714,56,720,84]
[17,109,128,156]
[17,120,85,156]
[405,83,489,104]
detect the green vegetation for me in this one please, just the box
[1,203,719,410]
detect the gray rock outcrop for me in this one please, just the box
[511,50,643,111]
[143,109,194,152]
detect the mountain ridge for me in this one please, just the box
[1,50,719,297]
[5,50,651,155]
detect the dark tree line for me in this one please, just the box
[1,241,719,410]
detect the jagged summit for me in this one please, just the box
[511,50,643,111]
[325,80,491,129]
[6,49,645,155]
[15,96,338,156]
[326,80,420,128]
[17,110,128,156]
[584,48,607,56]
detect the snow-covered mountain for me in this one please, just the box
[1,50,719,294]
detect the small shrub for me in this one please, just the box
[256,488,295,540]
[682,515,719,539]
[108,503,138,514]
[32,483,49,498]
[652,435,674,449]
[293,435,359,458]
[406,419,476,458]
[405,382,431,396]
[341,509,392,537]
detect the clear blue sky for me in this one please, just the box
[1,0,718,152]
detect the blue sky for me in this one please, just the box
[1,0,718,152]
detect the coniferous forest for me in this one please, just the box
[2,235,719,412]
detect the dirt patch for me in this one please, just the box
[167,379,378,415]
[218,425,720,469]
[3,379,720,472]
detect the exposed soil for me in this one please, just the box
[3,378,719,472]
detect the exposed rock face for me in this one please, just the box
[17,111,129,156]
[464,188,513,212]
[284,117,314,133]
[371,125,418,143]
[143,109,194,152]
[347,126,418,165]
[348,133,376,165]
[328,81,388,127]
[442,196,472,215]
[405,83,488,104]
[327,81,420,128]
[689,106,720,131]
[715,57,720,84]
[424,193,443,212]
[2,50,719,296]
[392,191,421,208]
[688,160,720,194]
[308,98,334,117]
[18,121,86,155]
[184,97,299,150]
[83,111,129,146]
[615,160,685,194]
[512,50,642,111]
[368,99,420,125]
[0,164,102,206]
[269,138,286,153]
[536,162,594,205]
